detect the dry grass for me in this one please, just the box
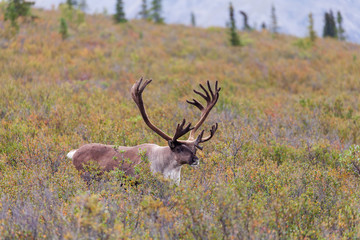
[1,7,360,239]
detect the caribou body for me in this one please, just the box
[67,78,221,184]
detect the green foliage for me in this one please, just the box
[82,160,103,181]
[57,192,116,239]
[59,3,86,31]
[228,2,241,46]
[308,12,317,43]
[59,3,73,21]
[0,1,6,10]
[149,0,164,24]
[114,0,127,23]
[59,17,69,40]
[66,0,77,9]
[337,11,346,41]
[66,0,77,8]
[4,0,18,29]
[323,10,337,38]
[4,0,34,30]
[339,145,360,176]
[293,38,313,50]
[6,0,33,18]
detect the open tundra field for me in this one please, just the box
[1,7,360,239]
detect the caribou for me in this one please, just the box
[67,78,221,184]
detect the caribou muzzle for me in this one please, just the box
[190,156,200,166]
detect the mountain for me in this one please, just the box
[34,0,360,43]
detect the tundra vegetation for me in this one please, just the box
[1,7,360,240]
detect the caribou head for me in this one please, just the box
[67,78,221,184]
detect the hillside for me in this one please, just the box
[35,0,360,43]
[1,8,360,239]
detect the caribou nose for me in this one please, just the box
[191,156,199,166]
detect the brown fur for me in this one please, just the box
[72,143,154,176]
[68,78,220,184]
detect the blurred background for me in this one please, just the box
[34,0,360,43]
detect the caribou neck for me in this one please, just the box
[143,145,182,184]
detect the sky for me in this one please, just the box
[34,0,360,43]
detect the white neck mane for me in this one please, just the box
[147,145,182,184]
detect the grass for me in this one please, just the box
[1,6,360,239]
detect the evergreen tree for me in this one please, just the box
[191,12,196,27]
[4,1,18,28]
[323,10,337,38]
[59,18,69,40]
[228,2,240,46]
[239,10,251,31]
[261,22,267,30]
[150,0,164,23]
[337,11,345,40]
[329,11,337,38]
[323,12,330,37]
[4,0,34,29]
[270,5,278,34]
[114,0,127,23]
[308,12,316,43]
[139,0,148,20]
[66,0,77,9]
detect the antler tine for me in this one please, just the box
[194,130,205,150]
[196,130,205,141]
[139,78,152,93]
[199,123,218,143]
[199,83,211,101]
[132,77,151,106]
[207,80,214,97]
[186,98,204,111]
[173,119,194,141]
[131,77,173,141]
[187,80,221,140]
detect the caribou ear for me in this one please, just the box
[168,140,176,149]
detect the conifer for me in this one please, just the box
[228,3,241,46]
[66,0,77,9]
[323,10,337,38]
[4,0,34,30]
[150,0,164,23]
[337,11,345,41]
[191,12,196,27]
[308,12,316,43]
[270,5,278,34]
[261,22,267,30]
[114,0,127,23]
[139,0,148,20]
[59,18,69,40]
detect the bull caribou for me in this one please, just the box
[67,78,221,184]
